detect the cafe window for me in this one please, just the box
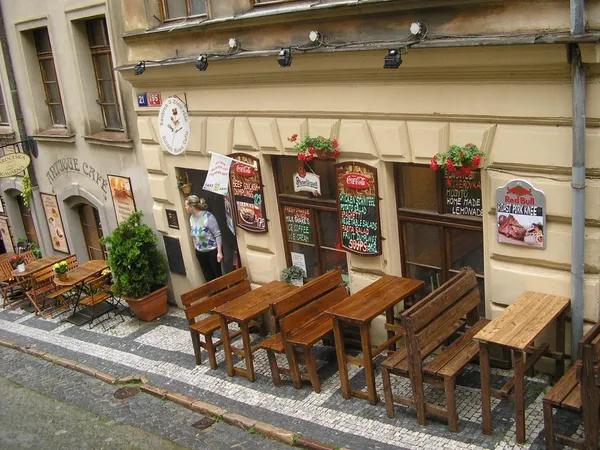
[86,18,122,131]
[79,203,107,260]
[273,156,348,280]
[0,85,9,125]
[33,28,66,126]
[395,164,485,310]
[16,196,38,245]
[160,0,206,20]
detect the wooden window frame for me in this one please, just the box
[273,156,347,278]
[33,28,66,127]
[79,204,107,260]
[395,163,485,306]
[0,85,9,125]
[16,196,38,245]
[85,18,122,131]
[159,0,208,21]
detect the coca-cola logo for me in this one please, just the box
[343,173,370,190]
[233,163,254,177]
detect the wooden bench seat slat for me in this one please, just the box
[185,280,251,320]
[280,286,346,334]
[286,314,333,346]
[182,267,248,307]
[189,315,221,335]
[260,334,284,352]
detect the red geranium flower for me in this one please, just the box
[471,155,481,168]
[430,159,438,170]
[332,139,339,149]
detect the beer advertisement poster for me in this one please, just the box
[496,179,546,249]
[334,161,381,256]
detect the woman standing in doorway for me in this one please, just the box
[185,195,223,282]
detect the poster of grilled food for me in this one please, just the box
[108,175,137,225]
[496,179,546,249]
[41,193,69,253]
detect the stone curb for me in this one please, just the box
[0,338,346,449]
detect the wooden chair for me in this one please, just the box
[44,255,80,317]
[543,322,600,449]
[259,269,346,391]
[77,274,118,330]
[20,251,36,264]
[0,259,29,308]
[381,269,490,431]
[25,266,59,317]
[181,267,252,369]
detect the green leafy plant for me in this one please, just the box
[281,265,305,283]
[21,173,32,209]
[288,134,340,161]
[53,261,69,275]
[430,143,485,178]
[100,211,168,299]
[176,174,189,189]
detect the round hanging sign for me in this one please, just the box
[158,96,190,155]
[0,153,31,178]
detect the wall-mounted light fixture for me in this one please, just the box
[196,55,208,71]
[383,49,402,68]
[308,30,323,44]
[229,38,241,52]
[410,22,427,38]
[277,48,292,67]
[134,61,146,75]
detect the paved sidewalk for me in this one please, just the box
[0,306,584,450]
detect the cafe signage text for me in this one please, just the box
[0,153,31,178]
[46,157,108,198]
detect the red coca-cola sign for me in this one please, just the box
[343,173,370,190]
[233,163,254,177]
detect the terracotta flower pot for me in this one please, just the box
[124,285,168,321]
[181,183,192,195]
[57,273,67,281]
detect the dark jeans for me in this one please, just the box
[195,248,222,282]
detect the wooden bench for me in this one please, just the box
[258,269,347,392]
[381,269,489,431]
[543,322,600,449]
[181,267,252,369]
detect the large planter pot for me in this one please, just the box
[124,285,168,321]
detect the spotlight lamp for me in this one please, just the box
[196,54,208,71]
[383,49,402,69]
[308,30,323,44]
[229,38,240,51]
[410,22,427,38]
[134,61,146,75]
[277,48,292,67]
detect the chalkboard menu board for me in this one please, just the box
[445,172,483,217]
[284,206,312,244]
[335,162,381,256]
[229,153,268,233]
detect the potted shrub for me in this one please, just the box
[53,261,69,281]
[10,255,25,273]
[101,211,169,321]
[288,134,340,161]
[281,265,305,287]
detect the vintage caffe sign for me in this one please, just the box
[0,153,31,177]
[335,162,381,256]
[496,179,546,249]
[158,96,190,155]
[46,157,108,198]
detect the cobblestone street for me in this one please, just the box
[0,306,584,449]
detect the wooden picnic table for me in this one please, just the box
[11,256,61,278]
[213,280,296,381]
[55,260,109,325]
[326,275,424,405]
[474,291,570,444]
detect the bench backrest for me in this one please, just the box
[401,269,480,361]
[272,269,344,321]
[21,251,36,264]
[30,265,57,297]
[181,267,251,323]
[61,254,79,270]
[0,260,12,280]
[280,285,348,335]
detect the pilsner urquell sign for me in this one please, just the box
[496,179,546,249]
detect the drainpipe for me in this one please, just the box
[0,3,38,186]
[570,0,585,360]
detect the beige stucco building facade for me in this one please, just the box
[116,0,600,354]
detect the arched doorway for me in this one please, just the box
[16,195,38,245]
[78,203,107,260]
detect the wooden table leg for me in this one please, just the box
[360,323,379,405]
[332,318,350,399]
[514,350,526,443]
[479,342,493,436]
[240,322,256,382]
[385,307,396,354]
[555,309,566,380]
[218,315,234,377]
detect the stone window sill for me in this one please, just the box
[84,131,133,149]
[31,128,76,143]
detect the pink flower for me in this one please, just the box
[446,159,455,173]
[430,159,438,170]
[332,139,339,149]
[308,146,315,154]
[471,155,481,168]
[306,154,314,161]
[290,133,298,142]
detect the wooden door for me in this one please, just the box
[79,203,106,260]
[17,195,38,245]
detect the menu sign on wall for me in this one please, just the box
[445,172,483,217]
[335,162,381,256]
[108,175,137,225]
[0,217,14,253]
[496,179,546,249]
[284,206,312,244]
[40,193,69,253]
[229,153,268,233]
